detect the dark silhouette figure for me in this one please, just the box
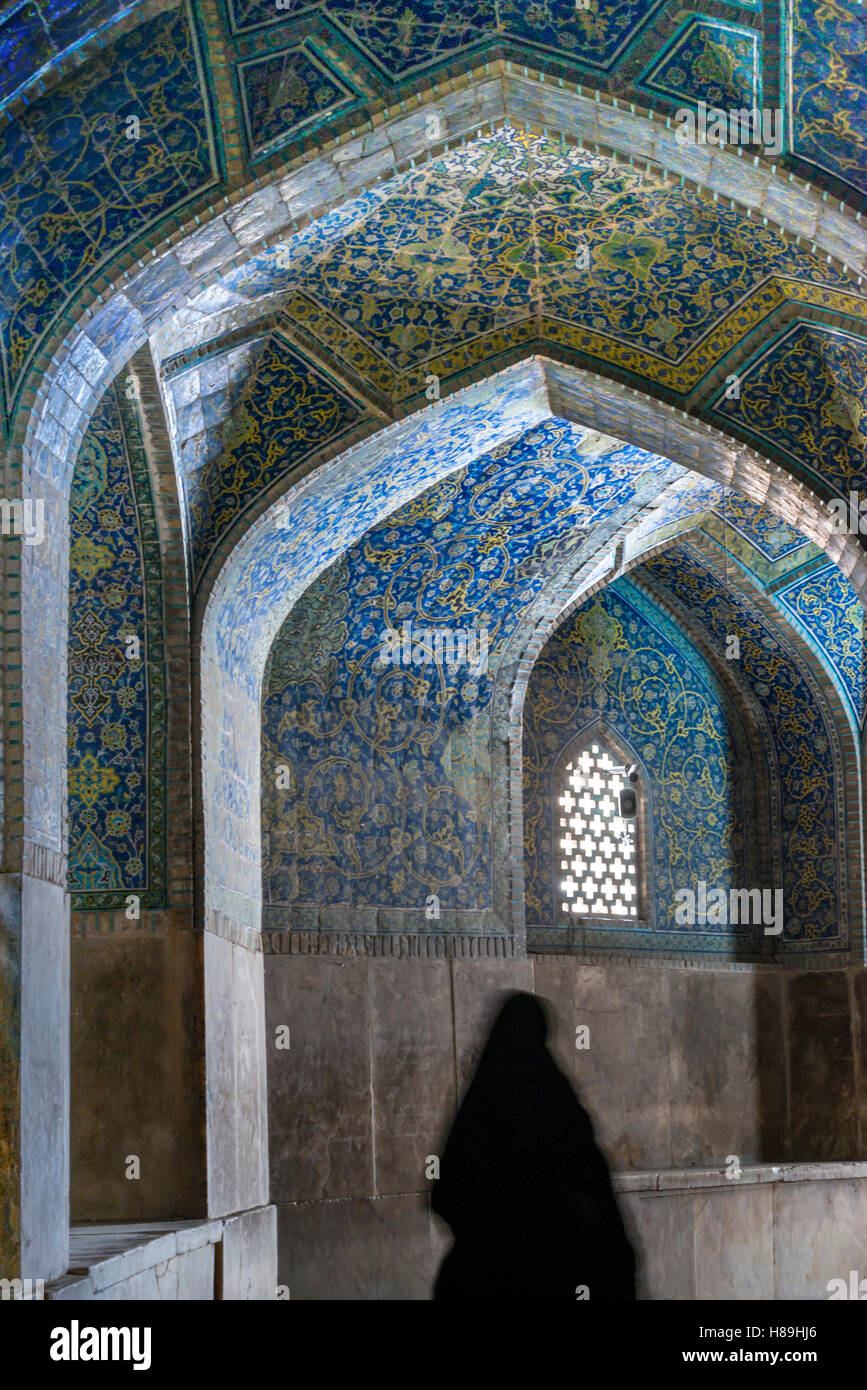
[432,992,636,1301]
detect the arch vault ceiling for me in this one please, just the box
[8,3,867,878]
[2,0,863,201]
[154,126,867,590]
[2,0,866,466]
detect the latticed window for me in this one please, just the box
[557,739,639,919]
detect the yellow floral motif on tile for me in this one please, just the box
[69,536,116,582]
[68,753,121,806]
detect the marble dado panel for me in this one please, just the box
[267,953,867,1299]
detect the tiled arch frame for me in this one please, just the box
[7,74,867,1280]
[641,537,863,965]
[198,355,867,977]
[12,78,867,889]
[500,518,865,970]
[531,676,776,955]
[487,455,781,946]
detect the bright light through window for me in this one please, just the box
[558,740,638,919]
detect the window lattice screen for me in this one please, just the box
[558,740,638,919]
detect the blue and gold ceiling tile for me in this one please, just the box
[238,42,356,157]
[203,128,855,405]
[0,4,218,421]
[183,333,364,585]
[0,242,66,382]
[790,0,867,197]
[227,0,323,35]
[637,15,760,112]
[711,323,867,494]
[777,562,866,728]
[715,492,813,564]
[329,0,493,80]
[499,0,667,70]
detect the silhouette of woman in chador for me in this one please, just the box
[432,991,636,1301]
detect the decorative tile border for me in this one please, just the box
[68,379,168,911]
[263,929,516,957]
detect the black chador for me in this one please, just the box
[432,992,636,1301]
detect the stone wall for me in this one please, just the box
[70,922,204,1222]
[266,952,867,1299]
[620,1166,867,1301]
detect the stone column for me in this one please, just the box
[1,461,70,1284]
[197,666,269,1218]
